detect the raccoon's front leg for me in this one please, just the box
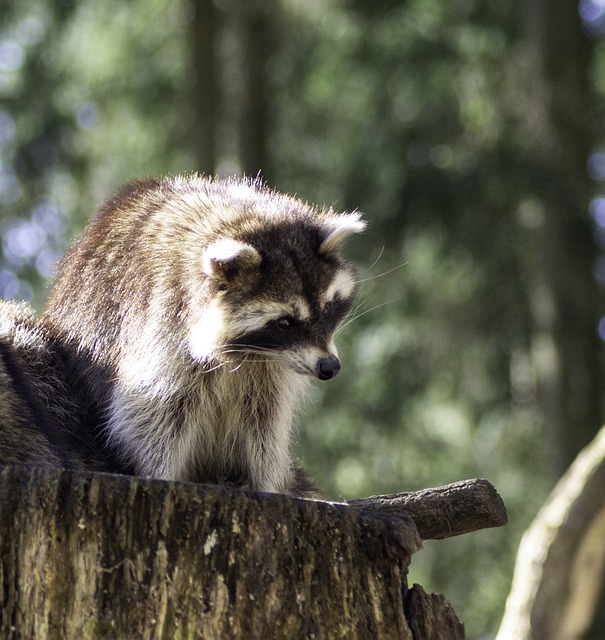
[234,366,313,495]
[240,440,319,498]
[104,389,190,480]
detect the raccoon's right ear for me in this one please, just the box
[202,239,262,285]
[319,212,366,255]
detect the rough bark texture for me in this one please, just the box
[404,585,465,640]
[497,425,605,640]
[0,466,473,639]
[348,478,507,540]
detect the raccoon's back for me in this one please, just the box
[0,302,64,468]
[0,301,128,472]
[42,179,166,362]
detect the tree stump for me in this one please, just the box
[0,467,505,639]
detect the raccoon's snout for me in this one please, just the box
[317,355,341,381]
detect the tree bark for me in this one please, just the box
[348,478,507,540]
[497,425,605,640]
[0,466,475,639]
[404,585,465,640]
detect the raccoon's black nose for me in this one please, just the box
[317,356,341,380]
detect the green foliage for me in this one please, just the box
[1,0,603,637]
[0,0,193,306]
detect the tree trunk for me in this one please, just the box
[497,425,605,640]
[190,0,219,174]
[236,1,275,181]
[527,0,603,476]
[0,466,475,639]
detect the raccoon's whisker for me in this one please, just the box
[336,298,399,335]
[349,289,366,317]
[219,345,274,356]
[208,345,277,367]
[339,289,367,332]
[356,261,408,284]
[224,355,276,365]
[367,245,386,271]
[222,342,273,351]
[199,355,272,375]
[200,359,233,374]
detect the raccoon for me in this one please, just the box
[0,175,364,496]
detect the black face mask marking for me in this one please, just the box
[229,286,355,354]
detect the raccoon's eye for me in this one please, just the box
[275,316,295,332]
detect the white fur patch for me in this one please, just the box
[293,298,312,321]
[225,182,258,203]
[189,301,226,361]
[323,270,357,307]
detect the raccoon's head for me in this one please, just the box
[189,207,365,380]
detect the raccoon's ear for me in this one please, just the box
[320,212,366,254]
[203,239,262,284]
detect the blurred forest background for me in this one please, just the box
[1,0,605,637]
